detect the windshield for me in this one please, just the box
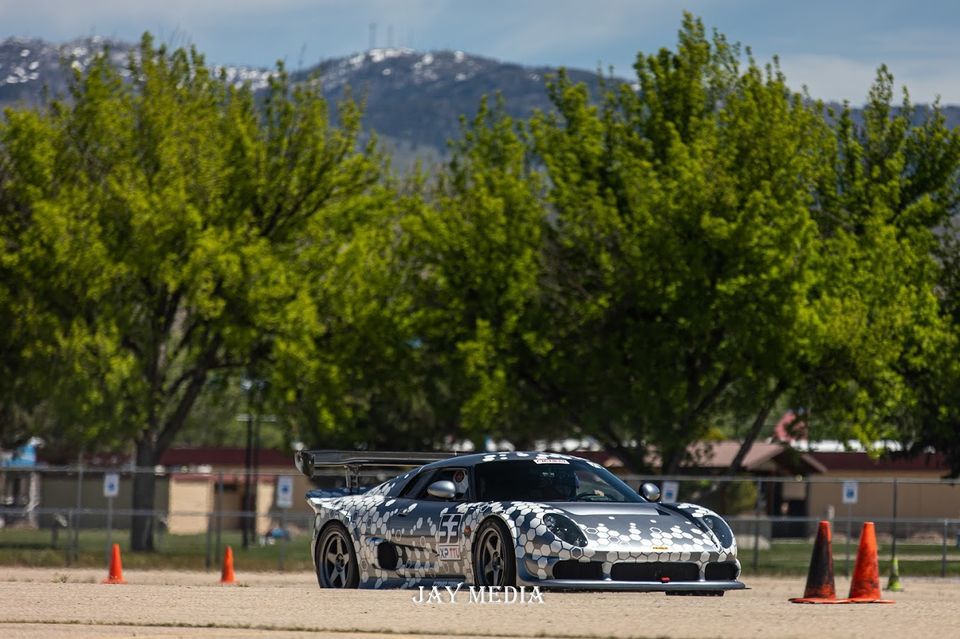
[474,459,642,503]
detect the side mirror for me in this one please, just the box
[427,480,457,500]
[640,482,661,502]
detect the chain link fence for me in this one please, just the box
[618,473,960,576]
[0,465,371,572]
[1,465,958,575]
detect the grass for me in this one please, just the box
[741,540,960,577]
[2,528,959,576]
[0,528,314,571]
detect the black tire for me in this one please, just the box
[473,518,517,588]
[315,523,360,588]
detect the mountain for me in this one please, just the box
[2,36,958,165]
[0,36,273,104]
[296,47,604,152]
[0,36,604,164]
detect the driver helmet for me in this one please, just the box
[452,469,469,497]
[552,466,579,500]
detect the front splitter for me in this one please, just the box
[525,579,747,592]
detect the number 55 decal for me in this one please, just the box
[437,513,462,560]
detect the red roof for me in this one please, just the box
[809,451,947,473]
[568,442,825,474]
[37,450,132,466]
[684,441,825,473]
[773,411,809,443]
[37,447,294,468]
[159,447,293,468]
[561,449,622,467]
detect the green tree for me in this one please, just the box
[908,220,960,477]
[1,35,385,549]
[527,15,825,472]
[881,112,960,476]
[398,96,553,448]
[515,16,959,474]
[0,108,59,447]
[794,71,960,457]
[265,175,429,450]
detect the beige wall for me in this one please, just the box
[38,473,170,529]
[256,481,273,535]
[165,470,315,535]
[167,478,213,534]
[267,474,315,516]
[215,486,244,531]
[24,467,354,533]
[807,472,960,522]
[4,465,322,533]
[259,473,315,534]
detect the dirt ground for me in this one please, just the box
[0,568,958,639]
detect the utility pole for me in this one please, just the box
[240,377,259,549]
[241,389,254,549]
[239,378,274,550]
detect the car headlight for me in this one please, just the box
[701,515,734,548]
[543,514,587,547]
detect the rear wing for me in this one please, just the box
[295,449,459,492]
[295,449,458,477]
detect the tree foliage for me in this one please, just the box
[797,70,960,452]
[0,35,387,547]
[525,16,827,471]
[3,11,960,523]
[412,14,960,474]
[402,97,551,447]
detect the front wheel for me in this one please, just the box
[473,519,517,587]
[316,523,360,588]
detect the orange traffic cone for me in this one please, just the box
[220,546,236,585]
[789,521,841,603]
[842,522,894,604]
[103,543,126,584]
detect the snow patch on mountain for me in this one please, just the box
[0,36,273,92]
[0,35,613,155]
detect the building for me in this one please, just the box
[805,451,959,524]
[14,447,312,536]
[159,447,310,535]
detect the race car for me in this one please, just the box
[295,449,745,594]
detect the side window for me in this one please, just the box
[398,471,432,499]
[415,468,470,501]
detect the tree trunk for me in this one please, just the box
[603,439,649,475]
[131,438,158,551]
[129,359,213,551]
[662,445,687,476]
[724,379,788,475]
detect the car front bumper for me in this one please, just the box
[523,578,746,592]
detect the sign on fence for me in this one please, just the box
[842,480,858,505]
[103,473,119,498]
[276,476,294,509]
[661,480,679,503]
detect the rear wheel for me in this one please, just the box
[473,519,517,587]
[316,523,360,588]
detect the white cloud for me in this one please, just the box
[777,53,960,105]
[0,0,446,67]
[486,1,669,55]
[2,0,316,27]
[478,0,725,73]
[1,0,446,34]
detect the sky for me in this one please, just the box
[2,0,959,104]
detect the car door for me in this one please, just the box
[387,467,471,580]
